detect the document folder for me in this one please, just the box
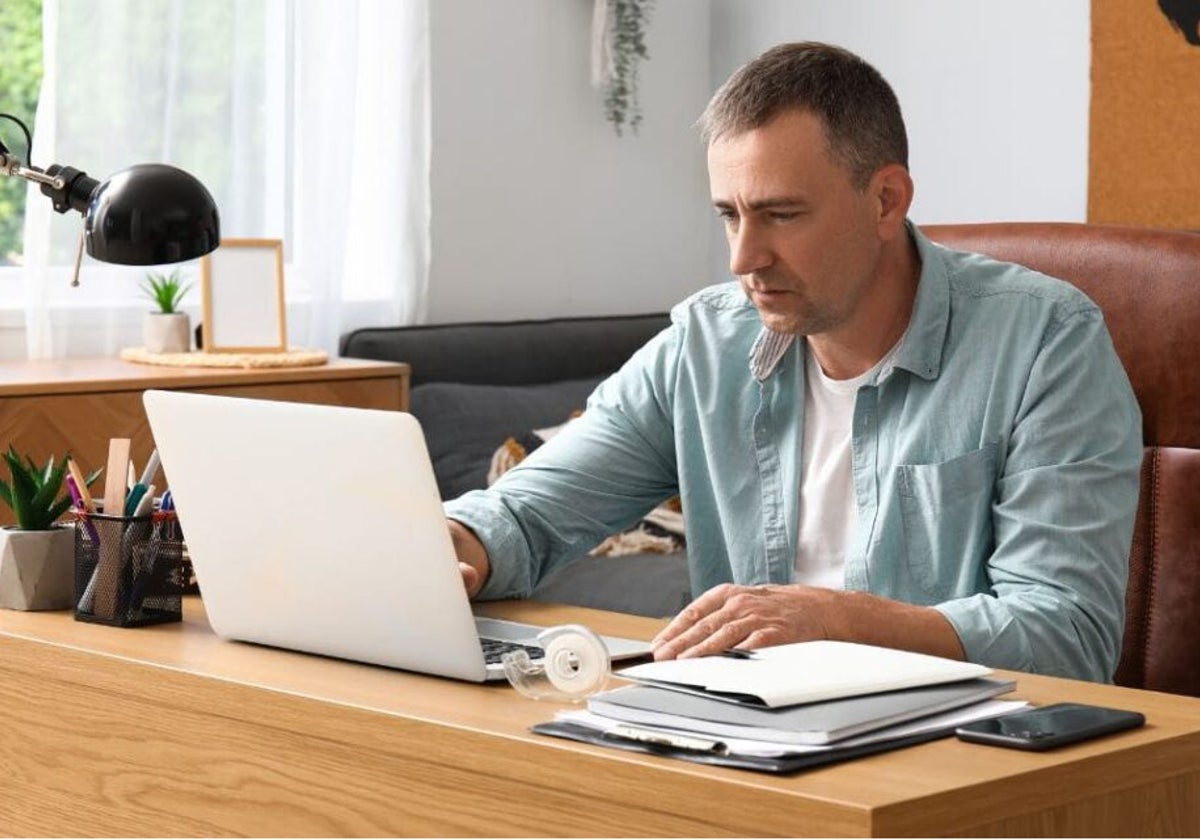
[617,640,992,707]
[531,720,957,774]
[587,677,1016,745]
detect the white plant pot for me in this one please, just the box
[144,312,191,354]
[0,525,76,611]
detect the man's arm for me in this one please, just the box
[442,323,682,601]
[650,584,966,660]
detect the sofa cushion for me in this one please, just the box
[410,377,602,500]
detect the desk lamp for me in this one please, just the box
[0,113,220,281]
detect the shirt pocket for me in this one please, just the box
[896,444,997,594]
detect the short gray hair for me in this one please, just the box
[699,42,908,189]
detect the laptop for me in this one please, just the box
[142,389,653,682]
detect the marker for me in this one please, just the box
[132,484,156,517]
[124,483,149,517]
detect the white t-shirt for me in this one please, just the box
[795,338,902,588]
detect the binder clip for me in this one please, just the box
[502,624,611,702]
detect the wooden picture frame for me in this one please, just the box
[200,238,288,353]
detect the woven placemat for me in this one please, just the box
[121,346,329,369]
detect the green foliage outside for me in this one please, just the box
[0,0,42,265]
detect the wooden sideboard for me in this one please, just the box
[0,357,409,524]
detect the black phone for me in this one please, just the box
[955,702,1145,751]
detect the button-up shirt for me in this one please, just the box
[445,226,1142,682]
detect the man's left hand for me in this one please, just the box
[650,583,838,660]
[649,582,968,662]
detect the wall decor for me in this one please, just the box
[1089,0,1200,227]
[200,238,288,353]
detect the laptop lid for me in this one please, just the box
[143,389,494,682]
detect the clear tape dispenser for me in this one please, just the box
[502,624,612,702]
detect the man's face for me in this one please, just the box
[708,109,887,336]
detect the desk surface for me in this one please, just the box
[1,599,1198,837]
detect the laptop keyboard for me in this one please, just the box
[481,637,545,665]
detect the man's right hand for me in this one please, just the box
[448,519,491,599]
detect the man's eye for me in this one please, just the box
[769,211,801,223]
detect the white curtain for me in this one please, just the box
[21,0,429,359]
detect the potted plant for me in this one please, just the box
[0,448,99,610]
[141,269,193,354]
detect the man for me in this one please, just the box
[445,42,1142,682]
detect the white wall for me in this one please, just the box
[427,0,714,323]
[429,1,1092,320]
[709,0,1091,227]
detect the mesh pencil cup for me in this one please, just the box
[73,509,186,627]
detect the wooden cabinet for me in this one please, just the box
[0,357,409,524]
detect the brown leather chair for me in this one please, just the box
[923,223,1200,696]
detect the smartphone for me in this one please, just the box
[955,702,1145,751]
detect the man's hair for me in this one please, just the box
[698,42,908,189]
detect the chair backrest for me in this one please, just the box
[923,222,1200,696]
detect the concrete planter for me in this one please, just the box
[0,525,76,610]
[144,312,191,354]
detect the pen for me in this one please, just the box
[66,458,95,513]
[65,474,100,544]
[720,648,759,660]
[139,448,161,487]
[608,723,729,755]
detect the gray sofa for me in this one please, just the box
[340,314,691,618]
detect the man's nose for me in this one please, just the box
[728,222,772,277]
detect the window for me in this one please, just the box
[0,0,42,266]
[8,0,428,359]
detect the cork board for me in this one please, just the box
[1089,0,1200,227]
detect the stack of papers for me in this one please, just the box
[532,641,1026,773]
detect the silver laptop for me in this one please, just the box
[143,389,652,682]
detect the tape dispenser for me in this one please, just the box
[502,624,612,702]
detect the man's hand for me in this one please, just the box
[650,583,966,661]
[448,519,491,599]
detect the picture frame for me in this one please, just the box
[200,238,288,353]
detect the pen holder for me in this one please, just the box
[73,510,186,627]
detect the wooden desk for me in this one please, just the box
[0,601,1197,836]
[0,357,409,523]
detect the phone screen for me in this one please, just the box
[956,703,1145,750]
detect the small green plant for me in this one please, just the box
[0,448,100,531]
[140,269,192,314]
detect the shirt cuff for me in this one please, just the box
[444,490,534,601]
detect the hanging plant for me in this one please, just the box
[591,0,655,135]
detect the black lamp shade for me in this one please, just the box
[85,163,220,265]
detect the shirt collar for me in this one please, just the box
[746,220,949,383]
[890,221,949,381]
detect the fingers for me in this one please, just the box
[653,614,760,660]
[459,562,482,598]
[651,584,738,650]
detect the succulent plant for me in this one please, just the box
[0,447,100,531]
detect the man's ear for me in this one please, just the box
[873,164,914,239]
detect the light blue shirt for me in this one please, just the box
[446,226,1142,683]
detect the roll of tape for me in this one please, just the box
[502,623,612,702]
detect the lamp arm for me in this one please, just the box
[0,152,99,215]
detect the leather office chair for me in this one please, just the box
[923,223,1200,696]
